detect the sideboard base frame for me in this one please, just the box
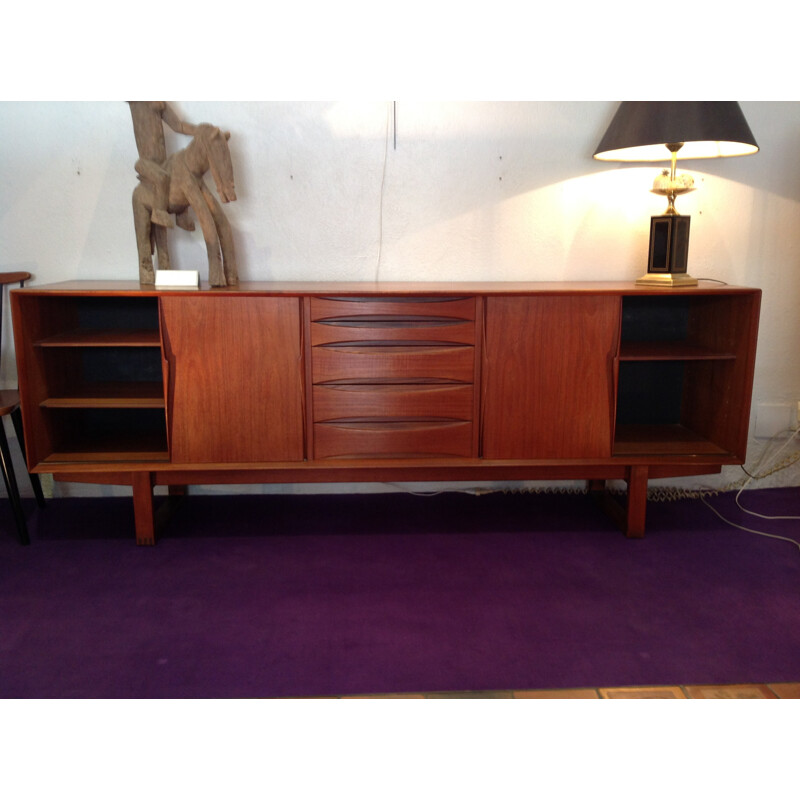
[52,460,724,545]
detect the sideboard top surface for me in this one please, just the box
[11,280,761,297]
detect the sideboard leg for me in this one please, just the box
[132,472,156,546]
[625,465,648,538]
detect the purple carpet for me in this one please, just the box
[1,487,798,698]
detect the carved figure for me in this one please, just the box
[129,103,238,287]
[129,102,196,230]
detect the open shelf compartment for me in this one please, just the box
[612,293,759,460]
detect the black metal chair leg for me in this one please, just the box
[0,419,29,545]
[11,406,45,508]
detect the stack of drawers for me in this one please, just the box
[309,296,478,459]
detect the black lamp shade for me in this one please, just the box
[593,102,759,162]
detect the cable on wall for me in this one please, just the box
[375,101,392,281]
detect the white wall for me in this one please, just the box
[1,101,798,497]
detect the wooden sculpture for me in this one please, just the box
[129,102,239,287]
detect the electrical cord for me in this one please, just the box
[699,494,800,552]
[391,427,800,551]
[699,427,800,552]
[733,427,800,521]
[383,482,445,496]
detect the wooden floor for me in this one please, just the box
[336,682,800,699]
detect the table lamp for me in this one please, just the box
[593,102,759,287]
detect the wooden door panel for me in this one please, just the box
[161,296,304,463]
[685,294,761,459]
[482,296,620,459]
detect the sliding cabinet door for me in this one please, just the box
[161,296,304,463]
[482,295,620,459]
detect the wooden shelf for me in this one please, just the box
[36,329,161,348]
[42,449,170,464]
[39,427,169,462]
[619,342,736,361]
[39,424,169,463]
[40,382,165,409]
[613,425,730,456]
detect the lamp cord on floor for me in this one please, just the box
[693,427,800,552]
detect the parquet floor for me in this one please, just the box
[338,682,800,699]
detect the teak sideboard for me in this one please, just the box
[10,281,761,545]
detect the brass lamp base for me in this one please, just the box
[636,272,698,287]
[640,214,693,288]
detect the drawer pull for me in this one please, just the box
[316,317,466,327]
[318,296,469,303]
[318,341,468,349]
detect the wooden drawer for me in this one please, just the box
[311,319,475,346]
[312,345,475,384]
[310,296,476,322]
[313,384,474,422]
[313,420,474,459]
